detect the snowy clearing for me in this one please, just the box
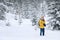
[0,19,60,40]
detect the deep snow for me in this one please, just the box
[0,19,60,40]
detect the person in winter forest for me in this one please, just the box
[38,16,46,36]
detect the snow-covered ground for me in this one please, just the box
[0,19,60,40]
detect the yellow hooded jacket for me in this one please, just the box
[38,20,45,28]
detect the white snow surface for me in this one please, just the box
[0,19,60,40]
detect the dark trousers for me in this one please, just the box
[40,28,45,36]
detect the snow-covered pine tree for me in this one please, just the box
[0,3,6,20]
[46,1,60,30]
